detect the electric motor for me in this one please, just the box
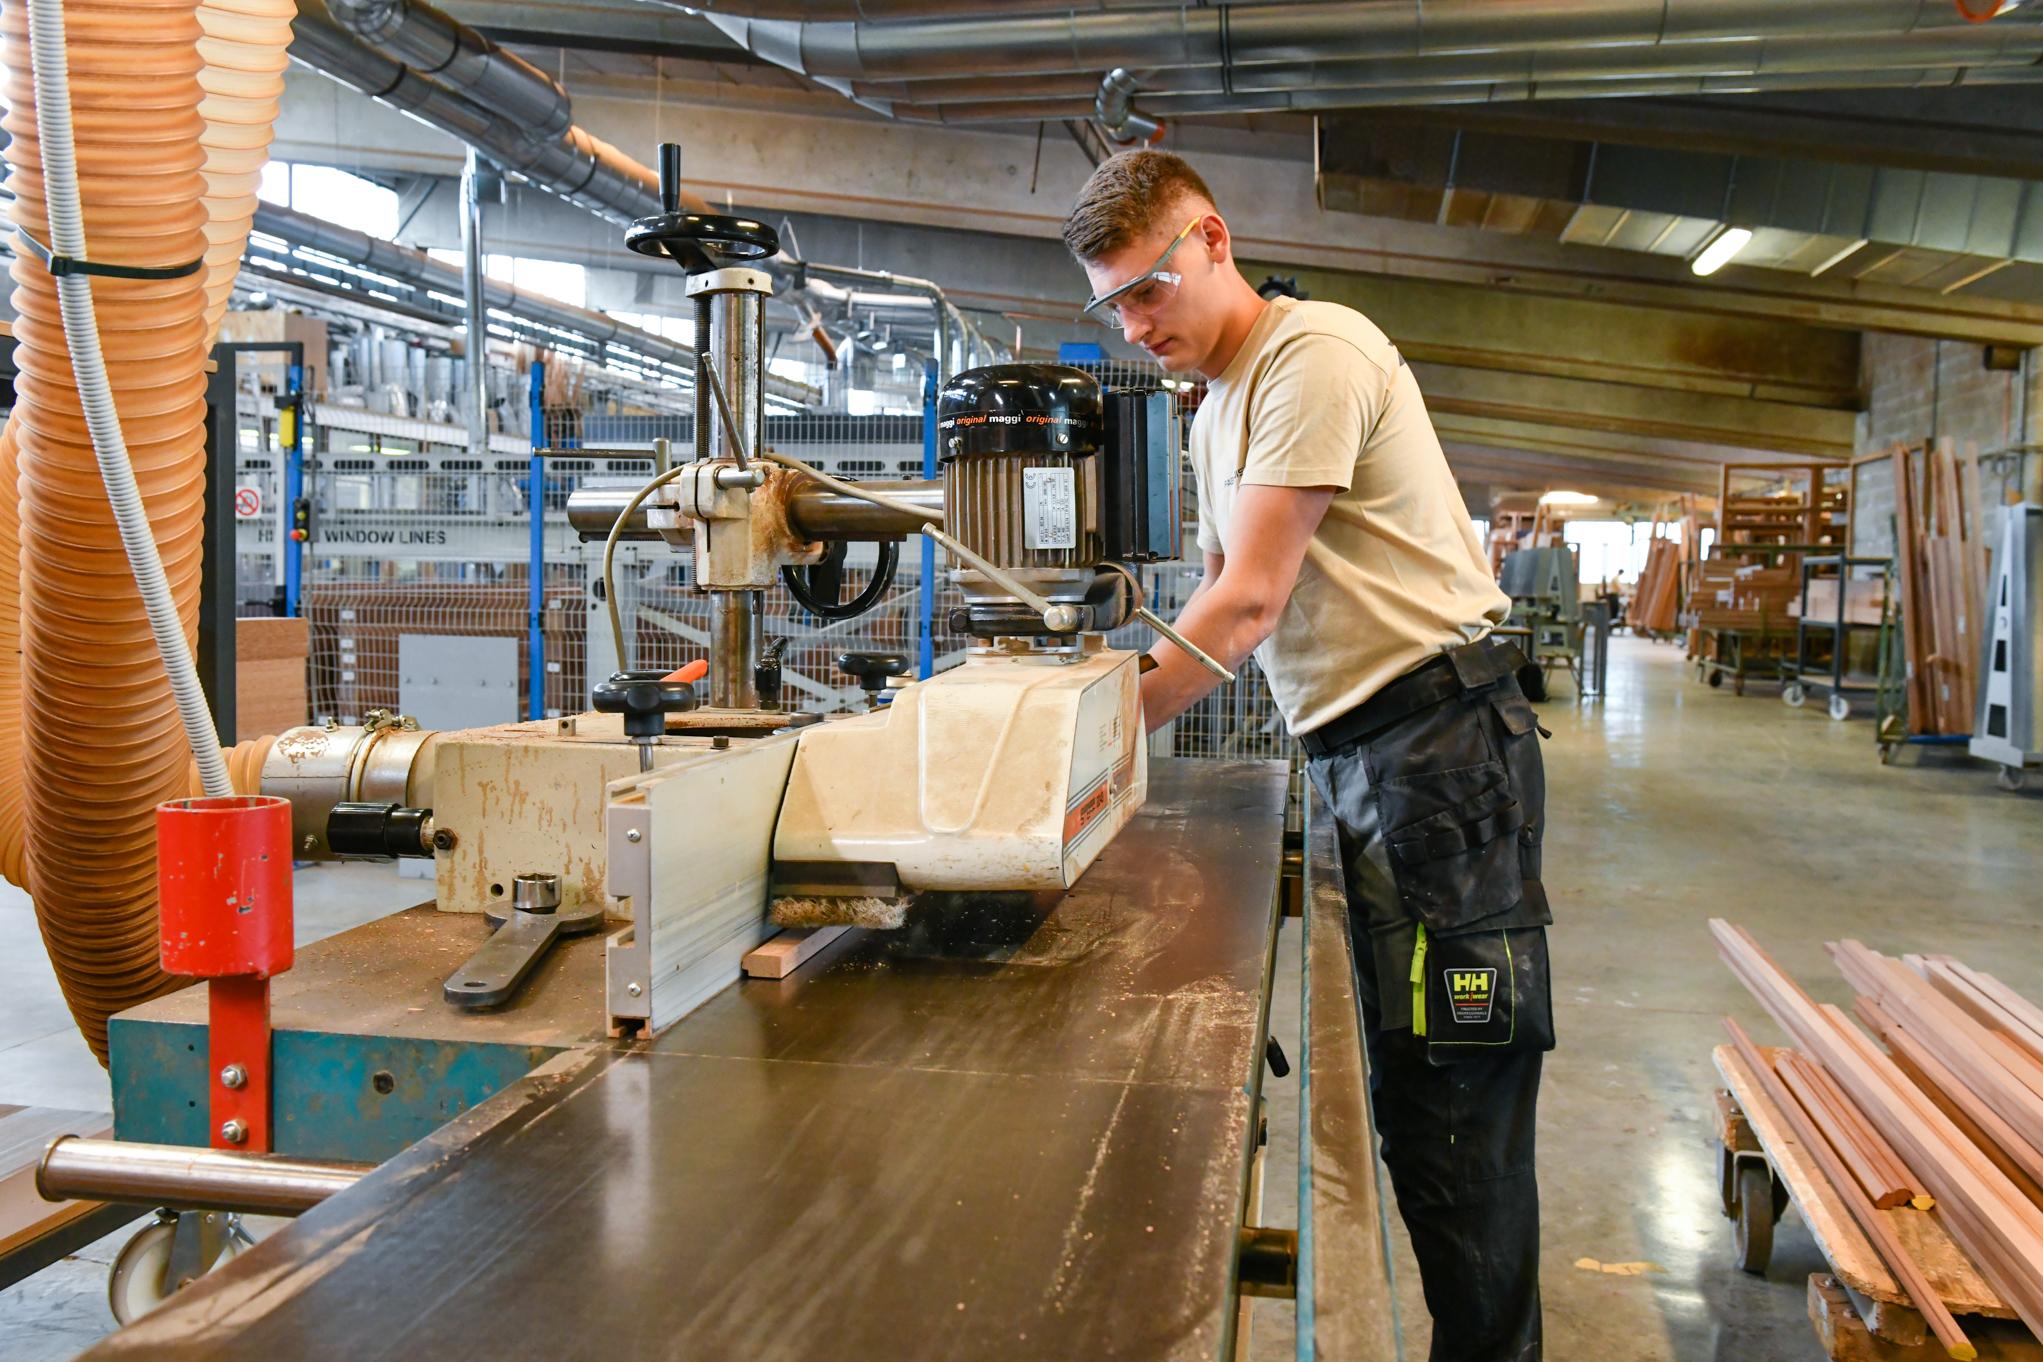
[937,363,1106,610]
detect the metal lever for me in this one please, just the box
[442,873,604,1008]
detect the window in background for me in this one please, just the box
[259,161,399,240]
[1564,519,1652,588]
[426,250,588,308]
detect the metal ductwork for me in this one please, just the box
[885,63,2043,127]
[290,0,1005,382]
[251,200,824,406]
[697,0,2043,116]
[1095,68,1163,145]
[327,0,573,138]
[291,0,680,225]
[833,28,2043,107]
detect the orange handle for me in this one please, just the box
[665,659,709,684]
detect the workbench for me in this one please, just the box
[79,759,1389,1362]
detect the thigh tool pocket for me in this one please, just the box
[1378,759,1526,933]
[1414,922,1556,1063]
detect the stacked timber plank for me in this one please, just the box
[1632,538,1683,634]
[1888,441,1992,737]
[1686,558,1802,634]
[1630,499,1696,635]
[1716,920,2043,1359]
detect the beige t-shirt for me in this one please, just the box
[1191,296,1510,736]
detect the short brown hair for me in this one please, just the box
[1062,150,1216,261]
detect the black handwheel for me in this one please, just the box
[625,212,780,275]
[1733,1162,1776,1274]
[782,539,900,622]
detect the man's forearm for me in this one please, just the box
[1138,578,1277,733]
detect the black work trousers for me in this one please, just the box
[1304,642,1552,1362]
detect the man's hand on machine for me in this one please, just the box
[1138,483,1336,733]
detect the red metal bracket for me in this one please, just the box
[157,796,293,1154]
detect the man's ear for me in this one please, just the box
[1199,213,1231,267]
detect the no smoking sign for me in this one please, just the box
[233,486,263,519]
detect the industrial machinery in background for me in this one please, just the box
[1971,503,2041,791]
[1498,544,1585,700]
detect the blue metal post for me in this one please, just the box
[527,362,547,720]
[918,358,938,679]
[284,361,305,616]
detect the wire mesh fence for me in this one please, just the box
[226,355,1295,797]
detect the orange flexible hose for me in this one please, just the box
[0,424,23,889]
[0,0,293,893]
[195,0,295,336]
[2,0,295,1063]
[5,0,213,1062]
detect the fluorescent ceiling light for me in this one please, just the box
[1539,490,1599,507]
[1690,226,1753,278]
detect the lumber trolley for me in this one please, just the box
[1784,556,1893,723]
[1691,622,1796,697]
[1712,1043,2042,1360]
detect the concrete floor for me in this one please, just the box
[1,635,2038,1360]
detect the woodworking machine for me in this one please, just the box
[151,139,1190,1042]
[45,142,1388,1359]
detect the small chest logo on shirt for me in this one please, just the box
[1445,968,1498,1025]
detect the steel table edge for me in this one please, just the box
[1220,772,1292,1361]
[1297,783,1404,1362]
[73,1044,628,1358]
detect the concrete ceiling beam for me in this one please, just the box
[1412,363,1858,461]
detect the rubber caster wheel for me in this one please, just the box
[1999,766,2029,792]
[1732,1162,1780,1275]
[1782,683,1806,708]
[1828,694,1852,722]
[108,1212,252,1325]
[1707,669,1725,689]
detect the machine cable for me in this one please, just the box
[781,540,901,622]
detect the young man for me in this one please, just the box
[1064,151,1553,1362]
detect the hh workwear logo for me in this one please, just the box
[1445,968,1497,1025]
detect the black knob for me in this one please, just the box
[837,651,910,695]
[593,669,699,738]
[658,142,683,214]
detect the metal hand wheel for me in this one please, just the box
[624,141,781,275]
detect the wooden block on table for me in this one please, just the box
[742,926,850,980]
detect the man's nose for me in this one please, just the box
[1122,313,1149,346]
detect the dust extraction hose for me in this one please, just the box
[27,0,232,798]
[0,0,295,1062]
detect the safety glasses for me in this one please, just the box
[1082,217,1203,329]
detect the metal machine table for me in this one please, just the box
[81,760,1342,1362]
